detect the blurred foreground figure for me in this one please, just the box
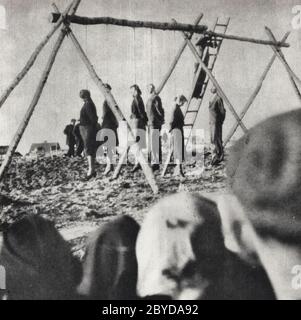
[219,109,301,300]
[0,215,81,300]
[78,216,140,300]
[136,192,275,300]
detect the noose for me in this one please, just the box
[150,28,154,84]
[133,28,137,84]
[105,24,108,83]
[85,25,89,89]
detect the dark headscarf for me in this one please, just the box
[77,215,140,300]
[0,215,81,300]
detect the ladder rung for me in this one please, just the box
[186,110,198,113]
[184,124,194,127]
[216,23,228,27]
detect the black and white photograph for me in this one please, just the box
[0,0,301,303]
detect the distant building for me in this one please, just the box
[0,146,22,160]
[29,141,61,156]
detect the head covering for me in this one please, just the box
[227,109,301,243]
[79,89,91,99]
[0,215,81,300]
[136,192,226,299]
[136,192,275,300]
[77,215,140,300]
[130,84,142,96]
[104,83,112,90]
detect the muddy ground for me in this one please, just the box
[0,153,227,254]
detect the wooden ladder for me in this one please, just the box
[183,17,230,147]
[161,17,230,177]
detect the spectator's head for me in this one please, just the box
[218,109,301,299]
[78,215,140,300]
[0,215,81,300]
[147,84,156,95]
[175,95,187,107]
[79,89,91,100]
[211,87,217,94]
[136,192,227,300]
[71,119,76,125]
[130,84,141,97]
[104,83,112,93]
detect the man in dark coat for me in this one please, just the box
[146,84,165,171]
[130,84,148,173]
[63,119,76,157]
[209,87,226,166]
[100,84,119,176]
[193,34,217,99]
[73,120,84,157]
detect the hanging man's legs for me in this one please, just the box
[150,126,161,171]
[172,128,185,178]
[211,121,224,166]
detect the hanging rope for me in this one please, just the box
[173,30,177,98]
[133,28,137,84]
[85,25,89,89]
[150,28,154,84]
[105,24,108,83]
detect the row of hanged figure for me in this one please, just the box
[2,108,300,300]
[63,81,226,181]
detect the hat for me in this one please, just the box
[227,109,301,242]
[104,83,112,90]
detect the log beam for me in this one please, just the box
[50,13,208,34]
[49,13,290,47]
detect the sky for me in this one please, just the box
[0,0,301,154]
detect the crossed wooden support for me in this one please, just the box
[0,1,300,194]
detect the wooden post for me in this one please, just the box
[223,32,290,147]
[0,1,75,110]
[265,27,301,97]
[177,25,248,133]
[0,0,82,183]
[156,13,204,94]
[52,5,158,194]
